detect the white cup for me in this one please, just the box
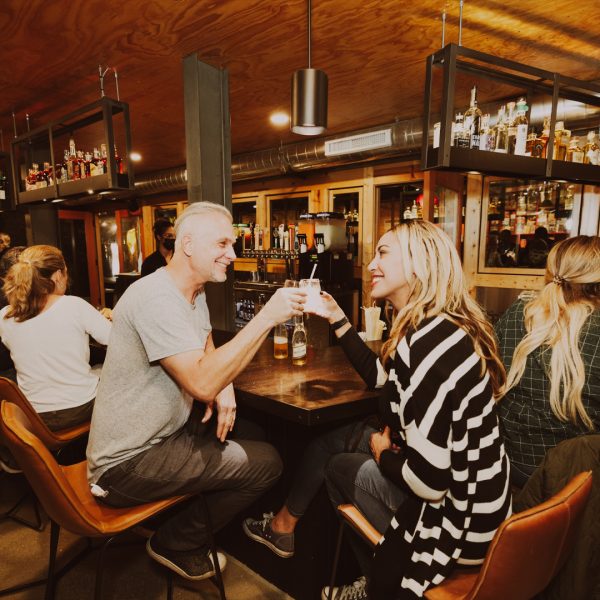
[299,278,323,314]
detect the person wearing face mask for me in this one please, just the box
[140,218,176,277]
[245,221,511,600]
[0,245,111,431]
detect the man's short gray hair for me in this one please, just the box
[174,202,232,247]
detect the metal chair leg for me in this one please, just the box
[166,570,173,600]
[94,536,117,600]
[45,520,60,600]
[1,487,46,531]
[200,495,227,600]
[328,521,346,600]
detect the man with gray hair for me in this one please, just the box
[87,201,306,581]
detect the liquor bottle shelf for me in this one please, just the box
[422,44,600,184]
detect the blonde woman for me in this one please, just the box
[495,235,600,487]
[246,221,511,600]
[0,245,111,431]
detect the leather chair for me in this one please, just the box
[328,470,592,600]
[0,400,227,600]
[0,376,91,531]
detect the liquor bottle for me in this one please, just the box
[291,316,307,366]
[566,138,584,163]
[505,102,517,154]
[273,323,288,359]
[114,145,123,174]
[35,163,44,188]
[0,170,6,202]
[525,129,545,158]
[464,86,483,149]
[76,150,86,179]
[62,149,71,181]
[553,122,567,161]
[540,116,551,158]
[494,106,508,153]
[43,161,52,186]
[91,147,101,176]
[453,113,470,148]
[583,131,599,165]
[100,143,108,173]
[513,98,529,156]
[84,152,93,177]
[479,114,491,151]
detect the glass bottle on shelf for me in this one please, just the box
[513,98,529,156]
[77,150,86,179]
[479,113,491,151]
[453,113,469,148]
[506,101,517,154]
[566,138,584,163]
[493,106,508,153]
[115,145,123,174]
[553,122,567,161]
[291,316,307,366]
[540,116,551,158]
[583,131,599,165]
[464,86,482,149]
[100,143,108,173]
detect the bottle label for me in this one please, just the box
[571,150,584,164]
[514,125,528,155]
[292,344,306,359]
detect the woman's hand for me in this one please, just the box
[370,426,392,464]
[310,290,345,323]
[99,307,113,321]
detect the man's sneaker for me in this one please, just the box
[242,512,294,558]
[321,576,368,600]
[146,535,227,581]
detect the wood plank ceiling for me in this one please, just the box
[1,0,599,174]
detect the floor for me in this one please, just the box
[0,474,293,600]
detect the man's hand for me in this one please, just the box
[370,426,393,464]
[259,287,306,327]
[214,383,237,442]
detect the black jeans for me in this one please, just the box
[96,406,282,551]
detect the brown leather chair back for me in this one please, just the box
[465,470,592,600]
[0,376,89,450]
[0,400,104,537]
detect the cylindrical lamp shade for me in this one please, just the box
[291,68,328,135]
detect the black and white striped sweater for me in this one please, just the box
[340,315,512,599]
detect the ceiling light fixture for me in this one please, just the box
[270,112,290,127]
[130,151,142,162]
[291,0,328,135]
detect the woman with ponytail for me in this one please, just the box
[496,235,600,486]
[0,245,111,430]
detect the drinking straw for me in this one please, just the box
[309,263,318,280]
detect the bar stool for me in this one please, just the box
[0,376,90,530]
[327,471,592,600]
[0,400,227,600]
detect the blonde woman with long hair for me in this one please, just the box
[495,235,600,487]
[245,220,511,600]
[0,245,111,431]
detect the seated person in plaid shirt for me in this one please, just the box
[495,235,600,486]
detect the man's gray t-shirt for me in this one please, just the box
[87,267,211,483]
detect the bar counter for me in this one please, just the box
[233,337,379,426]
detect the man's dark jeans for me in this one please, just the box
[96,407,282,551]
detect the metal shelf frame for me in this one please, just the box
[421,44,600,183]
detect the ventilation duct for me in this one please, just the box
[134,96,600,196]
[134,118,423,195]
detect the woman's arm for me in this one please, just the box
[78,298,112,345]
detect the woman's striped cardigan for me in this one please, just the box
[343,315,512,598]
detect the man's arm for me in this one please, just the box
[160,286,304,405]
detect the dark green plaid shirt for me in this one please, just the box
[495,299,600,472]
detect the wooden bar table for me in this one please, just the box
[233,339,380,426]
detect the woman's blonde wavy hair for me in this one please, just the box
[381,220,506,399]
[504,235,600,429]
[3,245,66,322]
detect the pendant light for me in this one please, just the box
[291,0,328,135]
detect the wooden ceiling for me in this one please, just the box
[1,0,600,175]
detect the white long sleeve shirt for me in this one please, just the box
[0,296,111,413]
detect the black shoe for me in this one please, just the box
[243,512,295,558]
[146,535,227,581]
